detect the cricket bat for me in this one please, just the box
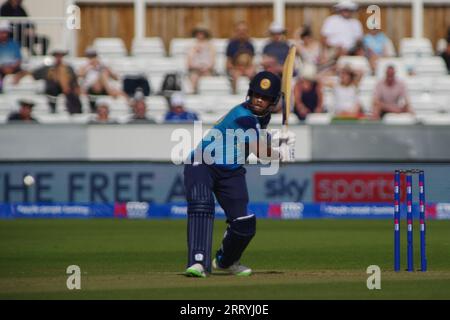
[281,46,296,132]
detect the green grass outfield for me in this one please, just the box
[0,219,450,299]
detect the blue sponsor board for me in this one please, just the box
[1,202,447,219]
[0,203,114,218]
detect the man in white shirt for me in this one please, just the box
[321,0,363,55]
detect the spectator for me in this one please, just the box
[0,20,26,92]
[32,48,82,114]
[363,29,393,73]
[294,25,321,66]
[164,92,199,123]
[293,64,324,121]
[89,100,117,124]
[7,98,37,123]
[78,47,126,113]
[324,65,363,117]
[261,22,290,76]
[440,32,450,74]
[320,1,363,58]
[372,65,413,120]
[226,21,256,94]
[128,90,156,124]
[187,25,216,94]
[0,0,49,56]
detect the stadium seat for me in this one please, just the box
[131,37,166,57]
[359,76,377,93]
[34,113,72,124]
[399,37,433,57]
[211,38,229,56]
[381,113,417,125]
[405,76,434,94]
[432,76,450,93]
[1,75,45,94]
[404,57,448,76]
[410,93,445,113]
[93,38,128,58]
[337,56,371,76]
[236,77,250,95]
[304,113,332,125]
[146,96,168,112]
[169,38,195,57]
[251,38,268,55]
[419,113,450,125]
[436,38,447,54]
[385,38,397,57]
[198,76,231,95]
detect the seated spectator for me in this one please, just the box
[0,20,26,92]
[261,22,290,77]
[89,100,117,124]
[320,0,363,69]
[363,29,393,74]
[78,47,126,112]
[187,25,216,94]
[7,98,37,123]
[32,48,82,114]
[164,92,199,123]
[226,21,256,94]
[441,33,450,74]
[0,0,49,56]
[293,64,324,121]
[294,25,321,66]
[372,65,413,120]
[128,90,156,124]
[324,65,363,117]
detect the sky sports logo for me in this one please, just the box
[314,173,396,203]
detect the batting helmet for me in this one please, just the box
[247,71,281,105]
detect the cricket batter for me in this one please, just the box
[184,71,295,277]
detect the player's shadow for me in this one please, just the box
[177,271,284,277]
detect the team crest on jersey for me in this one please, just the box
[260,78,271,90]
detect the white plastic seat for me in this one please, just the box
[198,76,231,95]
[381,113,417,125]
[399,38,433,57]
[211,38,228,56]
[34,113,71,124]
[304,113,332,125]
[251,38,268,55]
[93,38,127,58]
[337,56,371,76]
[432,76,450,93]
[146,96,168,112]
[436,38,447,54]
[359,76,377,93]
[169,38,195,57]
[410,93,447,113]
[132,37,166,57]
[405,76,433,93]
[404,57,447,76]
[419,114,450,125]
[2,75,45,94]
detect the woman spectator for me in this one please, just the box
[293,64,323,121]
[324,65,363,117]
[294,26,321,66]
[187,25,216,94]
[78,47,126,112]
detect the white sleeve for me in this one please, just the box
[353,20,364,39]
[321,17,334,38]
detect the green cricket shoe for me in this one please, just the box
[185,263,207,278]
[212,258,252,276]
